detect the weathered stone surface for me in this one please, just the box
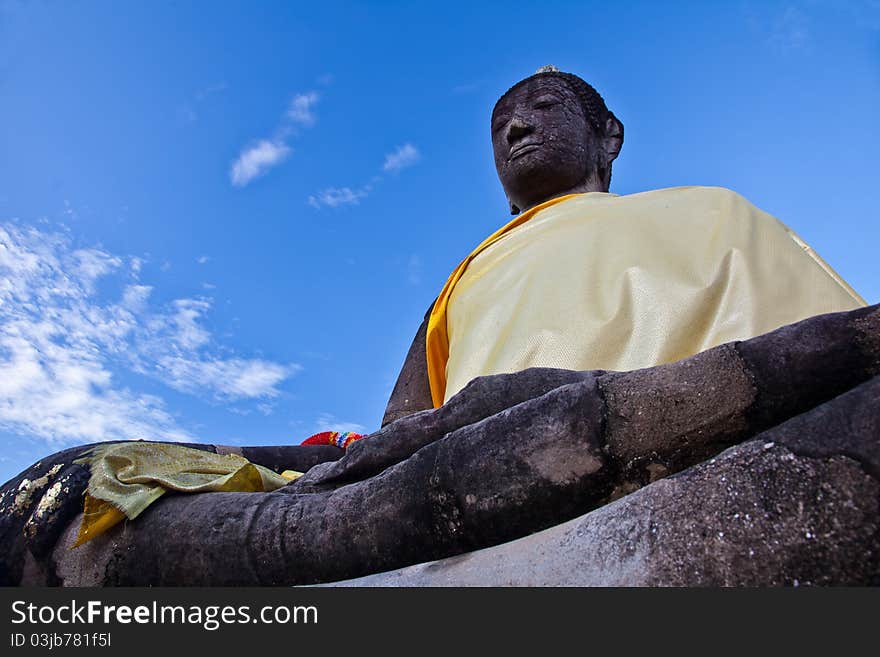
[382,312,434,426]
[51,378,610,586]
[0,441,343,586]
[2,305,878,586]
[297,367,597,493]
[1,444,97,586]
[601,344,755,467]
[735,304,880,429]
[328,376,880,586]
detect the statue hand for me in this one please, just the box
[0,443,95,580]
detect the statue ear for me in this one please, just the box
[602,112,624,164]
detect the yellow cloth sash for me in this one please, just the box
[426,194,579,407]
[73,442,301,547]
[428,187,866,405]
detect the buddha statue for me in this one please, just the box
[1,68,877,587]
[385,65,864,421]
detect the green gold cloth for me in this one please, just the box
[73,442,298,546]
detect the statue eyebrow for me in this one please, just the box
[532,92,562,103]
[491,112,510,131]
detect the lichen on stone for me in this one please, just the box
[10,464,64,516]
[24,479,67,539]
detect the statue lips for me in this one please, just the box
[508,141,543,161]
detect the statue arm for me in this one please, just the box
[213,444,343,473]
[0,440,343,585]
[382,303,435,426]
[29,304,880,586]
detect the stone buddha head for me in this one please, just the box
[491,66,624,214]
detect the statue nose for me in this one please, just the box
[506,117,532,143]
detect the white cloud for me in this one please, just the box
[72,248,121,290]
[313,413,368,435]
[306,153,415,209]
[230,140,291,187]
[196,255,210,264]
[383,143,420,172]
[122,284,152,312]
[154,356,297,399]
[167,298,212,350]
[229,89,319,187]
[287,91,319,126]
[307,186,369,209]
[0,223,298,448]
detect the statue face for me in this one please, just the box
[492,76,601,213]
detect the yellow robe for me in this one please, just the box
[428,187,865,405]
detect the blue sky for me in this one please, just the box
[1,1,878,482]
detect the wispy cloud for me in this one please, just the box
[71,248,121,290]
[307,186,370,209]
[230,89,321,187]
[287,92,319,127]
[196,255,210,264]
[383,143,421,172]
[0,223,298,448]
[308,143,420,209]
[153,356,295,399]
[134,296,298,400]
[166,298,212,349]
[230,139,291,187]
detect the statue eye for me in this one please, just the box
[492,116,509,133]
[533,98,559,110]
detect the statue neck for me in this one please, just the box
[515,174,608,215]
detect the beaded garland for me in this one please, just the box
[300,430,365,449]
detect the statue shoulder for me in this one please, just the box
[630,185,754,205]
[623,186,771,222]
